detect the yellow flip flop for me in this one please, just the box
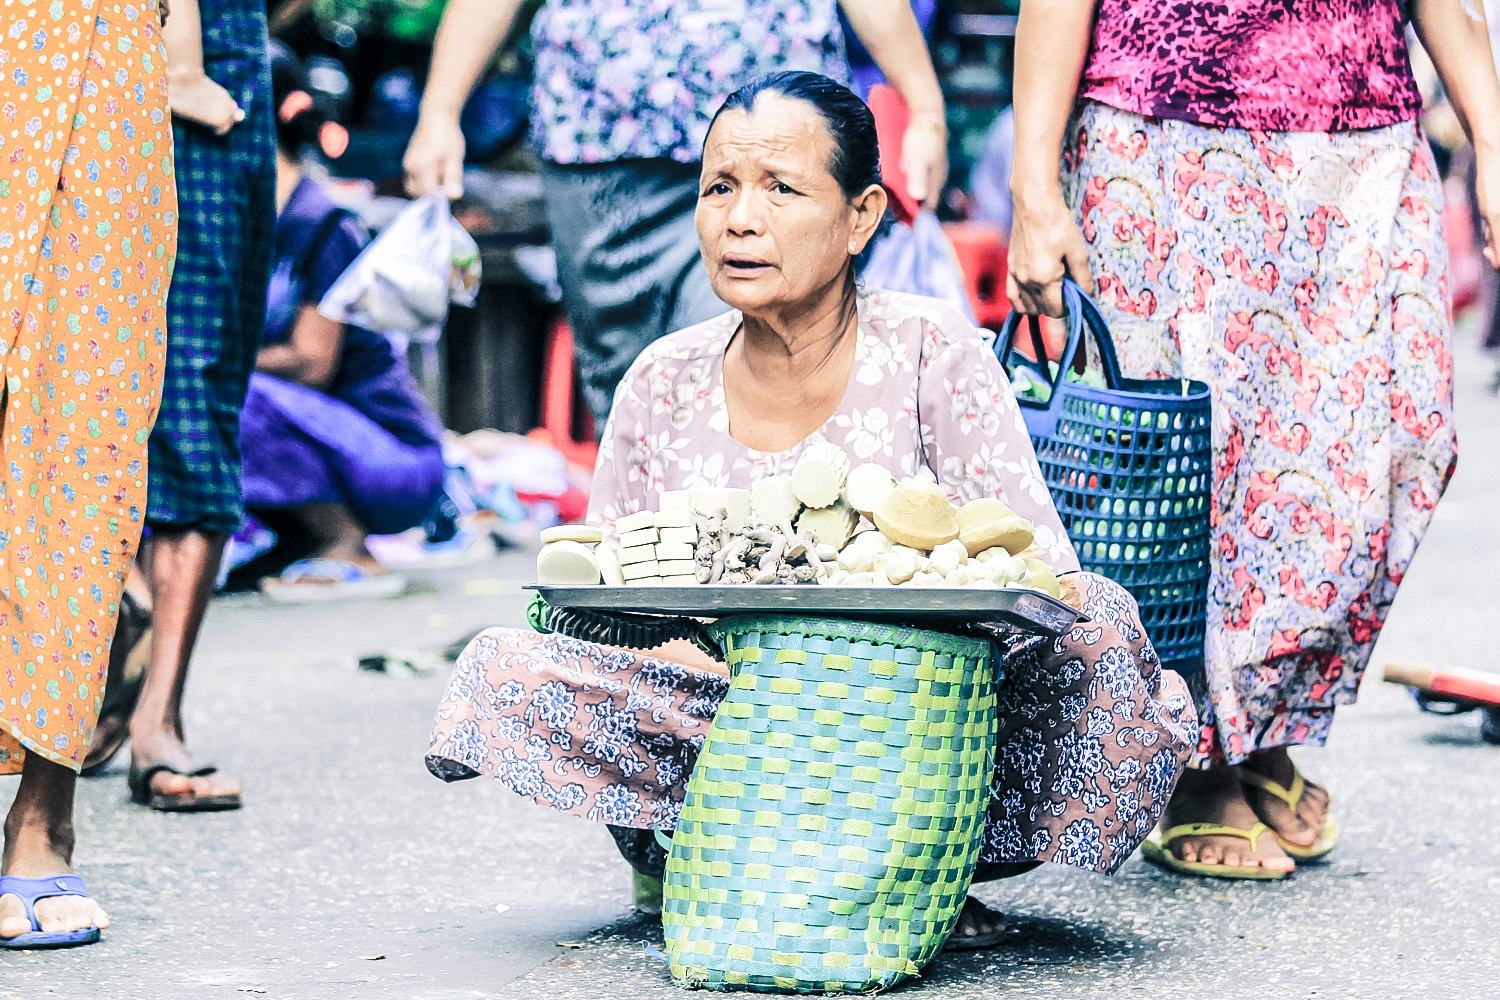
[1239,766,1338,861]
[1140,822,1291,880]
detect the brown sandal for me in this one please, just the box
[127,764,242,812]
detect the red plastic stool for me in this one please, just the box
[942,222,1013,331]
[535,316,598,470]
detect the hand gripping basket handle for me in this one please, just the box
[994,277,1126,403]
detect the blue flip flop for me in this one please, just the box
[0,874,102,949]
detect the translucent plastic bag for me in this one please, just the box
[861,210,976,323]
[319,192,481,338]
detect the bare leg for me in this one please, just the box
[1,755,110,939]
[288,502,384,575]
[79,570,155,774]
[128,528,241,802]
[1158,763,1295,873]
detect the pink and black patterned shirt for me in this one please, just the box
[1079,0,1423,132]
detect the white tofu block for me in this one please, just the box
[654,542,696,561]
[654,509,694,528]
[618,544,657,566]
[615,510,657,534]
[540,524,604,545]
[661,574,699,585]
[597,544,626,586]
[621,560,661,581]
[657,559,697,576]
[618,527,660,548]
[659,527,698,545]
[626,576,663,586]
[658,490,691,512]
[536,541,601,585]
[691,488,751,532]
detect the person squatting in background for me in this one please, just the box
[1,0,175,948]
[1008,0,1500,878]
[234,42,446,600]
[82,0,276,814]
[403,0,949,432]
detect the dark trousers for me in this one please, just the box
[542,158,729,428]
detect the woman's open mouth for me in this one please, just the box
[722,254,773,277]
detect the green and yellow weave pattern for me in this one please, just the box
[664,616,998,993]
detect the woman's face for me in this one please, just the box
[697,94,886,318]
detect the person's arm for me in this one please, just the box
[163,0,244,134]
[1411,0,1500,268]
[404,0,525,199]
[256,307,345,390]
[837,0,948,210]
[1006,0,1099,317]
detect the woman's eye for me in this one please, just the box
[774,183,796,195]
[708,182,732,196]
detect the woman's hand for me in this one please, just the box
[403,0,524,199]
[1476,145,1500,270]
[1007,187,1094,317]
[901,120,948,212]
[403,112,467,199]
[169,71,244,134]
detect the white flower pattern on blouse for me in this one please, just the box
[589,290,1082,574]
[528,0,850,165]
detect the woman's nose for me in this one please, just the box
[725,191,763,236]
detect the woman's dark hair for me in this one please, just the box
[708,71,881,200]
[270,40,347,160]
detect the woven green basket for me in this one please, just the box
[662,615,998,993]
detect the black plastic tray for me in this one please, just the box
[530,585,1082,637]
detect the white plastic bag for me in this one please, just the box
[862,211,977,324]
[319,192,481,338]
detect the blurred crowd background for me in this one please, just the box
[251,0,1498,571]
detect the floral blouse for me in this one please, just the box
[528,0,849,164]
[588,289,1082,573]
[1080,0,1421,132]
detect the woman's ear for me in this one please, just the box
[846,183,889,255]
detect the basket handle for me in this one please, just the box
[994,277,1126,406]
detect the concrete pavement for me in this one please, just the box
[2,316,1497,999]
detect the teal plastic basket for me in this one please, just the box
[995,279,1210,676]
[661,615,998,993]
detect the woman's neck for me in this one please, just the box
[723,274,860,452]
[275,150,303,213]
[737,275,858,385]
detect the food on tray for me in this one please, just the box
[538,441,1063,598]
[535,539,603,585]
[618,526,660,549]
[955,497,1035,557]
[871,478,961,550]
[596,542,626,586]
[539,524,604,545]
[795,497,859,550]
[843,463,896,515]
[621,559,661,581]
[750,475,801,525]
[690,487,751,532]
[791,441,852,509]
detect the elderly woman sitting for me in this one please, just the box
[427,72,1197,946]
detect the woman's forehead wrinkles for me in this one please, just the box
[706,103,832,173]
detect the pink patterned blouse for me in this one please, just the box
[1079,0,1422,132]
[587,290,1082,573]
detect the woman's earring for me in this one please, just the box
[848,241,858,254]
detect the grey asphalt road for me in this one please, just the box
[3,317,1498,1000]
